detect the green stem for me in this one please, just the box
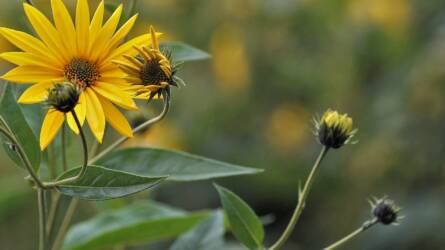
[88,95,170,165]
[51,199,78,250]
[38,189,47,250]
[89,141,99,160]
[44,110,88,187]
[49,96,170,249]
[323,219,378,250]
[46,192,61,235]
[48,144,57,179]
[269,146,329,250]
[129,0,139,16]
[61,123,67,172]
[0,126,45,188]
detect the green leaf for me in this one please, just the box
[98,147,262,181]
[56,165,167,200]
[0,84,40,171]
[214,184,264,250]
[170,210,225,250]
[161,42,211,62]
[63,201,210,250]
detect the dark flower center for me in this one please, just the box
[64,58,100,87]
[140,60,170,86]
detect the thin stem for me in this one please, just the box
[129,0,138,16]
[323,219,379,250]
[46,192,61,235]
[0,126,45,188]
[269,146,329,250]
[51,199,79,250]
[44,111,88,187]
[88,96,170,165]
[38,189,47,250]
[61,123,68,171]
[89,141,99,159]
[48,145,57,179]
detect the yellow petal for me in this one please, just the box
[66,92,86,134]
[51,0,76,56]
[40,109,64,150]
[92,82,137,110]
[101,76,130,85]
[124,76,142,85]
[89,1,104,49]
[134,91,150,99]
[84,88,105,143]
[112,59,140,74]
[2,66,62,83]
[90,4,123,61]
[18,81,55,104]
[0,52,61,70]
[102,33,161,64]
[150,26,160,51]
[97,14,138,64]
[0,28,61,66]
[100,66,127,78]
[98,96,133,138]
[123,54,143,68]
[76,0,90,56]
[23,3,68,63]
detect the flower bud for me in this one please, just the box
[314,109,356,149]
[46,82,80,113]
[370,197,401,225]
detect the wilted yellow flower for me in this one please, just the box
[114,26,182,101]
[0,0,153,149]
[314,109,356,149]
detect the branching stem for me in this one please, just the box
[269,146,329,250]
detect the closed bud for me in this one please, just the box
[314,109,356,149]
[46,82,80,113]
[369,197,401,225]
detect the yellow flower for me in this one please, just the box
[114,26,182,101]
[314,109,356,149]
[0,0,153,149]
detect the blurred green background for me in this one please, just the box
[1,0,445,249]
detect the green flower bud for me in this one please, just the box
[46,82,80,113]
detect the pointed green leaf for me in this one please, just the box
[56,166,166,200]
[98,147,262,181]
[0,84,40,171]
[63,201,210,250]
[170,210,225,250]
[161,42,210,62]
[214,184,264,250]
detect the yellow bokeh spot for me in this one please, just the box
[348,0,412,33]
[264,104,310,152]
[124,120,183,150]
[210,24,251,94]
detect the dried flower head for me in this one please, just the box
[114,26,185,102]
[46,82,80,113]
[369,197,402,225]
[314,109,357,149]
